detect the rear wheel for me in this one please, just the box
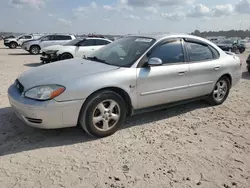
[78,90,127,137]
[9,42,17,49]
[247,67,250,72]
[29,45,40,55]
[207,76,230,105]
[60,53,73,60]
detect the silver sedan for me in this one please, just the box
[8,34,242,137]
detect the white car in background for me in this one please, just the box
[21,34,76,55]
[40,37,112,63]
[4,34,43,49]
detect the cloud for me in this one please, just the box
[212,4,234,17]
[57,18,72,26]
[235,0,250,14]
[122,0,194,7]
[73,6,88,13]
[187,4,211,17]
[103,5,115,11]
[145,7,158,14]
[90,1,97,9]
[16,20,24,24]
[124,14,140,20]
[48,13,56,17]
[161,12,185,20]
[73,2,98,13]
[103,18,111,21]
[10,0,45,9]
[187,4,234,18]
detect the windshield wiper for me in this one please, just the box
[86,56,113,65]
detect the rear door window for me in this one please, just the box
[185,41,214,62]
[79,39,96,46]
[96,39,111,45]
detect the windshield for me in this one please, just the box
[36,36,44,40]
[88,36,156,67]
[64,38,83,46]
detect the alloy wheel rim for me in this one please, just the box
[92,100,120,132]
[32,47,39,54]
[213,80,228,102]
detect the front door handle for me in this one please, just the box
[178,71,187,76]
[214,66,220,71]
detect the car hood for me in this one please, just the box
[5,38,17,42]
[42,45,64,52]
[18,58,119,90]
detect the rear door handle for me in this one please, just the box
[178,71,187,76]
[214,66,220,71]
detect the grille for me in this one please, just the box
[15,79,24,93]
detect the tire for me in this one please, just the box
[78,90,127,137]
[29,45,40,55]
[247,67,250,72]
[60,53,73,60]
[9,42,17,49]
[207,76,230,105]
[239,48,245,54]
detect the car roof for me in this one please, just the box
[85,37,111,40]
[125,33,207,41]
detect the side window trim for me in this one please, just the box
[151,38,186,66]
[183,38,217,63]
[137,38,186,68]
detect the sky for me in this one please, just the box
[0,0,250,34]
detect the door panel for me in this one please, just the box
[136,64,190,109]
[75,46,92,58]
[184,40,222,97]
[188,60,222,97]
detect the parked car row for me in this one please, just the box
[7,34,242,137]
[21,34,76,54]
[4,34,44,49]
[216,39,246,53]
[40,37,112,63]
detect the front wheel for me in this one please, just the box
[78,90,127,137]
[60,53,73,60]
[29,46,40,55]
[207,76,230,105]
[9,42,17,49]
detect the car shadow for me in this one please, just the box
[8,53,31,56]
[0,100,209,156]
[242,71,250,80]
[24,62,42,67]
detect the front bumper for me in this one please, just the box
[8,84,85,129]
[21,45,29,51]
[40,52,58,63]
[4,42,9,47]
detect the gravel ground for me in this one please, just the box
[0,42,250,188]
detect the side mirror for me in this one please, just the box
[147,57,163,66]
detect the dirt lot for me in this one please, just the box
[0,41,249,188]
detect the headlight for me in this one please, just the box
[24,85,65,101]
